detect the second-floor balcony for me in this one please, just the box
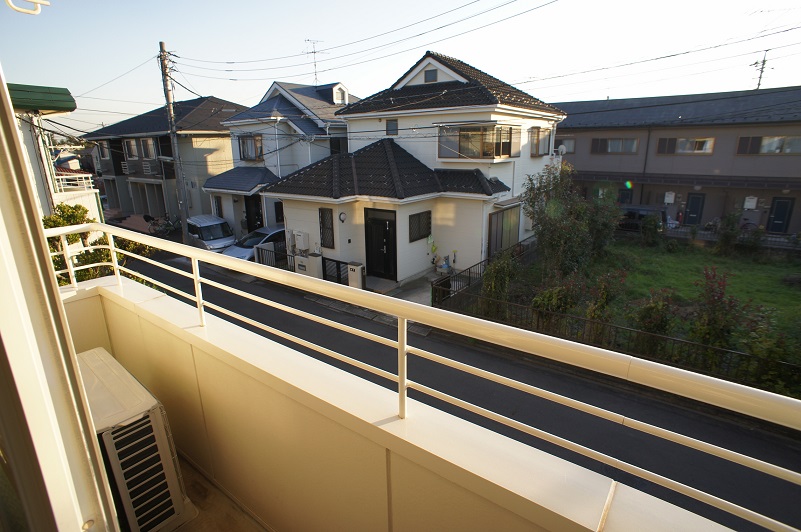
[39,222,801,531]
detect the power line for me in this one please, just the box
[174,0,556,81]
[176,0,484,64]
[76,55,157,97]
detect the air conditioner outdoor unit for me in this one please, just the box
[292,230,309,252]
[78,347,197,532]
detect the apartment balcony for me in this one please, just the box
[40,224,801,531]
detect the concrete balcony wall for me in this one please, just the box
[61,277,725,532]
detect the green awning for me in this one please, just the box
[8,83,77,114]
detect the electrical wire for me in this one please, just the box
[175,0,557,82]
[176,0,484,64]
[76,55,157,97]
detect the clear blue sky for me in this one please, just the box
[1,0,799,136]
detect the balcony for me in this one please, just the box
[39,222,801,531]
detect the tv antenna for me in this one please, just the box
[305,39,324,86]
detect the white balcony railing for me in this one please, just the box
[45,222,801,532]
[53,171,94,192]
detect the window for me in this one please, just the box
[424,69,438,83]
[657,137,714,155]
[97,141,110,159]
[409,211,431,242]
[239,135,263,160]
[329,137,346,155]
[554,137,575,154]
[590,138,638,154]
[123,139,139,159]
[438,126,521,159]
[275,201,284,223]
[319,207,334,249]
[335,87,346,104]
[141,138,156,159]
[529,128,552,156]
[386,119,398,136]
[213,195,223,217]
[737,136,801,155]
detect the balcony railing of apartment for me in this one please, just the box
[45,223,801,531]
[53,169,94,192]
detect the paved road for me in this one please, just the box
[127,253,801,530]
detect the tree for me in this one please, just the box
[522,162,619,278]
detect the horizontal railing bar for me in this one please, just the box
[201,276,397,350]
[407,380,794,532]
[408,345,801,487]
[202,300,398,384]
[118,249,195,280]
[118,266,198,303]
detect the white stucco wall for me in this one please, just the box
[178,135,236,217]
[345,110,562,198]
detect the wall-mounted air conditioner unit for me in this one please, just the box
[77,347,197,532]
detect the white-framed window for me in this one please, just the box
[213,195,223,217]
[438,126,521,159]
[123,139,139,159]
[386,119,398,136]
[424,69,438,83]
[239,135,263,160]
[140,138,156,159]
[591,138,638,154]
[97,140,110,159]
[554,137,575,154]
[737,136,801,154]
[335,87,346,104]
[529,128,552,157]
[657,137,715,155]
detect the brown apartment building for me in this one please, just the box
[553,86,801,235]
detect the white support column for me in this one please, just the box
[398,317,408,419]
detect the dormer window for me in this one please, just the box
[424,69,438,83]
[335,87,347,105]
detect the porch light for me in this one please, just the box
[339,212,347,223]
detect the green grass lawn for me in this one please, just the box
[597,240,801,337]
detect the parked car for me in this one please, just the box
[222,226,286,261]
[618,205,667,232]
[186,215,235,252]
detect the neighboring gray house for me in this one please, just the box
[554,86,801,234]
[205,82,358,236]
[85,97,248,220]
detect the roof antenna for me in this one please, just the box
[305,39,324,87]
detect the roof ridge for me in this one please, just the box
[382,139,405,199]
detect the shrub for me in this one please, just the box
[689,266,743,349]
[640,213,662,247]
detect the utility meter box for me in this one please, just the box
[295,252,323,278]
[293,230,309,252]
[347,262,365,289]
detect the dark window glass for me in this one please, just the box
[319,208,334,249]
[409,211,432,242]
[424,69,437,83]
[386,119,398,136]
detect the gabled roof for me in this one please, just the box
[84,96,248,139]
[8,83,76,114]
[273,82,360,122]
[203,166,279,195]
[224,93,326,136]
[337,51,563,116]
[262,138,508,200]
[554,86,801,129]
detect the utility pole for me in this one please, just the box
[159,41,189,244]
[751,50,770,90]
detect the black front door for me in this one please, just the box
[244,195,263,232]
[365,209,396,280]
[684,193,705,225]
[767,197,794,233]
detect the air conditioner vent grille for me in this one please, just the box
[109,412,177,530]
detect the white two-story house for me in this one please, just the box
[262,52,566,283]
[205,82,357,237]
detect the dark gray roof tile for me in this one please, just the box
[555,86,801,129]
[203,166,279,194]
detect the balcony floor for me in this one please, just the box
[178,457,266,532]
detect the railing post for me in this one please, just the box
[60,234,78,288]
[191,257,206,327]
[107,233,122,286]
[398,317,408,419]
